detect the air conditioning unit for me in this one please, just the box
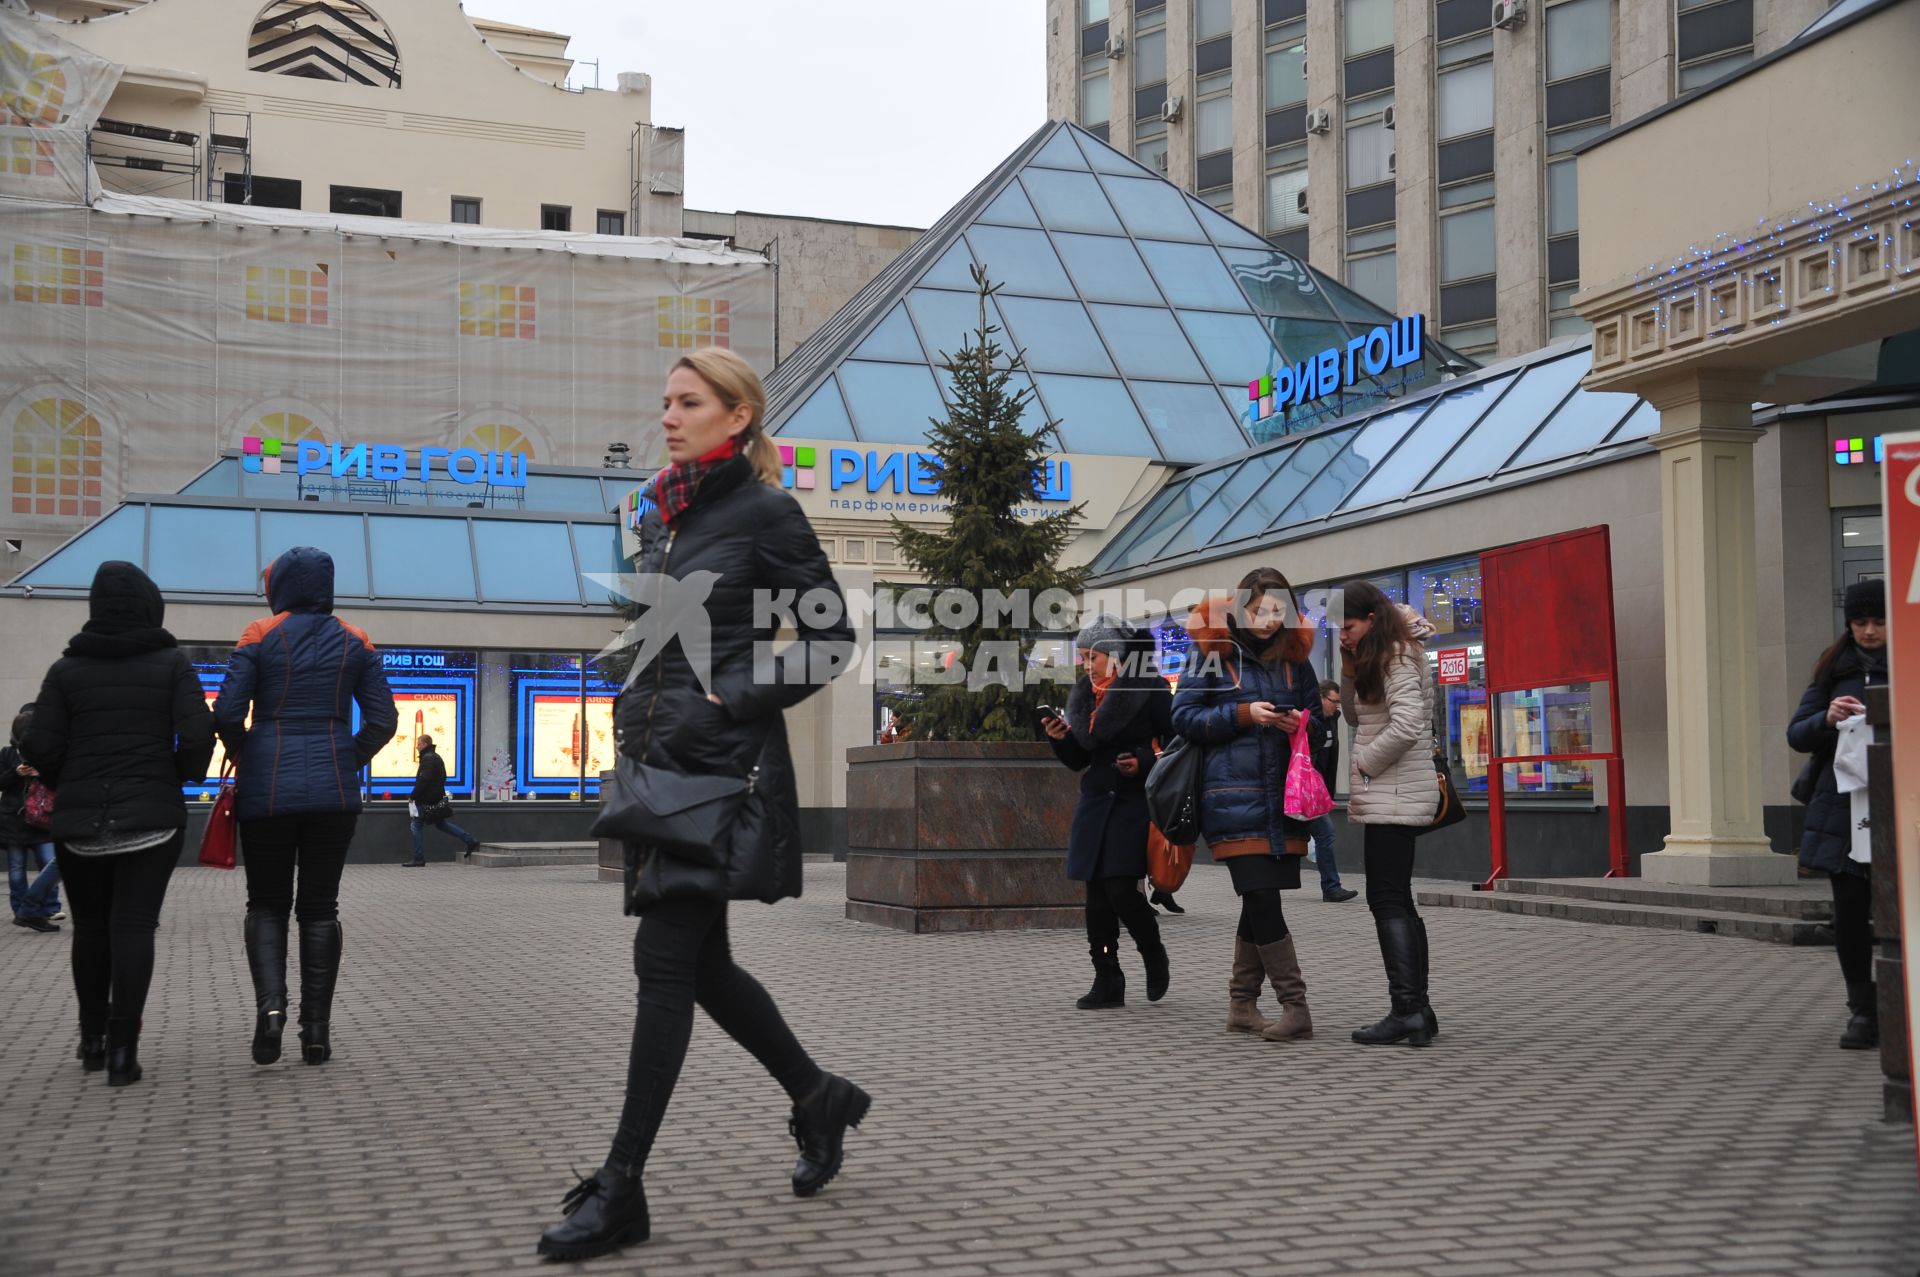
[1304,108,1331,135]
[1387,150,1397,174]
[1383,105,1396,129]
[1492,0,1527,29]
[1160,95,1184,123]
[1154,151,1169,172]
[1104,33,1125,58]
[1295,189,1310,216]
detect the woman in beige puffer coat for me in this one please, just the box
[1339,580,1441,1047]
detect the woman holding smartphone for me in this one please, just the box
[1042,614,1171,1010]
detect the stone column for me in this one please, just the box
[1640,371,1796,885]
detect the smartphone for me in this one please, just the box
[1036,704,1060,723]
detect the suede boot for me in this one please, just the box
[245,911,290,1065]
[76,1006,108,1072]
[536,1166,650,1261]
[1412,915,1439,1038]
[1352,916,1433,1046]
[106,1018,142,1087]
[1257,937,1313,1042]
[1076,944,1125,1009]
[1226,938,1273,1035]
[297,919,343,1065]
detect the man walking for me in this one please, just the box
[403,735,480,865]
[1308,681,1358,902]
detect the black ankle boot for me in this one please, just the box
[1352,917,1433,1047]
[536,1166,650,1261]
[1149,889,1185,914]
[1075,944,1126,1009]
[297,919,342,1065]
[245,911,289,1065]
[77,1007,108,1072]
[789,1073,872,1198]
[1140,938,1171,1003]
[106,1019,142,1086]
[1840,980,1878,1050]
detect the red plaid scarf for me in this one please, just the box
[650,437,737,525]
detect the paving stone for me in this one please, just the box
[0,862,1915,1276]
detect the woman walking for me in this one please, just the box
[212,546,397,1067]
[1170,568,1320,1043]
[23,561,214,1085]
[538,348,865,1262]
[1338,580,1441,1047]
[1042,614,1171,1009]
[1788,578,1886,1049]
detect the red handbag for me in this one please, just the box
[1147,823,1194,893]
[199,763,238,870]
[22,779,53,830]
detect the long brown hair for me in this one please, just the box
[1233,566,1315,669]
[1341,579,1414,703]
[672,348,782,487]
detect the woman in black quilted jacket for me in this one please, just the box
[23,561,214,1086]
[537,349,864,1263]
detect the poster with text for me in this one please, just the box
[370,691,462,783]
[582,695,615,785]
[1878,432,1920,1180]
[528,693,589,783]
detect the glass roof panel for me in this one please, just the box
[1096,174,1208,241]
[1052,232,1165,305]
[1186,196,1272,250]
[1107,468,1235,568]
[370,516,474,600]
[1312,271,1400,326]
[1141,457,1285,562]
[1509,381,1638,467]
[1337,372,1516,511]
[978,181,1042,227]
[836,361,948,444]
[965,225,1076,298]
[260,510,369,597]
[180,462,238,498]
[1019,168,1126,235]
[1278,426,1386,523]
[474,520,580,604]
[854,302,928,362]
[996,296,1116,375]
[919,239,980,290]
[779,378,858,441]
[1073,126,1154,175]
[1131,380,1250,464]
[1218,248,1345,322]
[1091,478,1192,572]
[1263,316,1353,368]
[1138,240,1246,310]
[1177,308,1284,384]
[1032,127,1092,170]
[18,505,145,587]
[1208,434,1340,542]
[1605,400,1659,444]
[1088,304,1207,381]
[148,506,255,593]
[515,474,613,514]
[1032,374,1159,458]
[1419,356,1585,491]
[904,288,1007,366]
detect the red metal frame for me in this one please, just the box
[1478,527,1628,889]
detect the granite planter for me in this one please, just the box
[844,741,1084,933]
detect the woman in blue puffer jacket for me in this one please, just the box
[1170,567,1321,1044]
[213,546,397,1068]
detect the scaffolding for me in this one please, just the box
[86,117,201,200]
[204,110,253,205]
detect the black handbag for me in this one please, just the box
[1416,751,1469,836]
[591,756,757,868]
[420,795,453,823]
[1790,748,1827,805]
[1145,735,1204,844]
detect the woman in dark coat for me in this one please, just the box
[539,348,864,1263]
[1787,578,1886,1050]
[1170,568,1320,1043]
[1042,614,1171,1010]
[212,546,397,1068]
[23,561,214,1086]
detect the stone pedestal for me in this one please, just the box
[845,742,1084,933]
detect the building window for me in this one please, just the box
[1436,61,1492,139]
[1346,250,1397,310]
[1439,199,1495,344]
[1133,8,1168,122]
[1548,285,1588,337]
[1135,118,1170,174]
[1264,27,1305,111]
[1544,0,1612,130]
[451,197,481,225]
[1196,0,1233,41]
[247,0,401,88]
[1675,0,1753,91]
[1196,69,1233,194]
[1080,0,1108,21]
[329,184,400,218]
[1266,159,1308,235]
[540,204,572,232]
[596,209,625,236]
[224,174,301,209]
[1081,53,1111,127]
[1344,0,1395,55]
[1345,117,1393,191]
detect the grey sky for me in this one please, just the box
[470,1,1048,229]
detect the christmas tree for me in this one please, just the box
[886,268,1086,742]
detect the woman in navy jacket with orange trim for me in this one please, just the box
[213,546,396,1068]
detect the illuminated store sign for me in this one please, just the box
[1833,435,1885,466]
[243,435,528,488]
[779,444,1071,503]
[1248,313,1427,427]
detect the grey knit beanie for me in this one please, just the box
[1075,612,1132,659]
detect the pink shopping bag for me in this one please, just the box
[1283,720,1334,821]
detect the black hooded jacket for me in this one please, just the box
[22,561,215,841]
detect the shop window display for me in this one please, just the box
[372,649,477,801]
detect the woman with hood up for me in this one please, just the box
[1170,568,1321,1043]
[23,561,215,1086]
[1042,614,1173,1010]
[213,546,397,1068]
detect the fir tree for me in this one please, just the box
[885,268,1087,742]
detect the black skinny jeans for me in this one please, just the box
[1085,875,1161,955]
[1363,824,1420,920]
[1831,870,1874,1007]
[606,896,822,1177]
[1225,858,1291,945]
[240,812,358,923]
[55,831,183,1025]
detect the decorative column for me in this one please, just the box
[1640,371,1796,885]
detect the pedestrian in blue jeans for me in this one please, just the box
[4,708,63,932]
[1308,681,1359,903]
[404,736,479,865]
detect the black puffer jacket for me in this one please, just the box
[23,561,215,842]
[411,747,447,804]
[616,453,855,910]
[1049,661,1172,883]
[1787,641,1885,878]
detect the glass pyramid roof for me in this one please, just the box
[763,121,1463,465]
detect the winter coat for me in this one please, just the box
[0,743,36,847]
[411,748,447,805]
[23,561,215,843]
[617,453,855,911]
[1788,641,1884,878]
[1049,666,1172,882]
[1341,607,1439,827]
[1168,599,1320,858]
[212,547,398,821]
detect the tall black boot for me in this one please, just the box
[76,1006,108,1072]
[1075,944,1126,1009]
[297,919,343,1065]
[245,911,290,1065]
[106,1017,142,1086]
[1352,917,1433,1046]
[1412,915,1439,1038]
[1840,979,1879,1051]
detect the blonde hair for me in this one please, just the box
[673,348,782,486]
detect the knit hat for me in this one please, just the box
[1075,612,1133,659]
[1844,578,1886,624]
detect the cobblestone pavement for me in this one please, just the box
[2,860,1915,1277]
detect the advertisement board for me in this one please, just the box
[1877,432,1920,1175]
